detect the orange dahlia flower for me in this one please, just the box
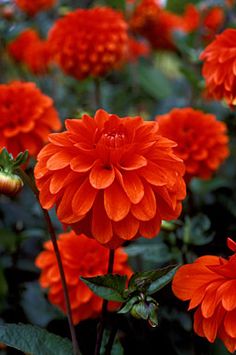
[202,7,225,42]
[35,230,132,324]
[200,29,236,106]
[34,109,186,248]
[48,7,129,80]
[172,238,236,353]
[15,0,56,16]
[129,0,196,50]
[8,29,52,74]
[0,81,61,158]
[156,108,229,182]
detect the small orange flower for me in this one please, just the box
[48,7,129,80]
[0,81,61,158]
[15,0,56,16]
[35,230,133,324]
[34,109,186,248]
[8,29,52,74]
[200,29,236,106]
[156,108,229,182]
[202,7,225,42]
[128,37,151,62]
[172,238,236,353]
[129,0,196,50]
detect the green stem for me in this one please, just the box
[94,249,115,355]
[17,168,81,355]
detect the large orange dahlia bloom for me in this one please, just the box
[8,29,52,74]
[35,230,132,324]
[200,29,236,106]
[34,109,186,248]
[0,81,61,158]
[15,0,56,16]
[48,7,129,80]
[172,238,236,353]
[156,108,229,182]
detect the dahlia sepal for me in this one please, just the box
[80,274,127,302]
[129,295,159,327]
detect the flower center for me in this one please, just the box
[103,130,126,149]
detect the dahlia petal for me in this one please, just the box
[70,154,96,172]
[39,178,57,209]
[221,280,236,311]
[139,212,161,238]
[89,162,115,189]
[120,154,147,171]
[122,171,144,204]
[92,193,113,244]
[47,150,76,170]
[131,184,156,221]
[201,280,224,318]
[113,213,139,240]
[193,307,205,338]
[57,182,83,223]
[202,305,225,342]
[219,326,236,354]
[72,178,97,216]
[224,309,236,338]
[139,161,168,186]
[76,281,93,303]
[49,168,71,194]
[94,109,110,128]
[49,132,74,146]
[104,180,131,221]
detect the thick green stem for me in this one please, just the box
[94,249,115,355]
[17,168,81,355]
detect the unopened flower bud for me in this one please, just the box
[0,171,23,197]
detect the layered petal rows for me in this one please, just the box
[35,231,132,324]
[200,29,236,105]
[156,108,229,181]
[172,239,236,353]
[48,7,129,80]
[35,109,186,248]
[0,81,61,158]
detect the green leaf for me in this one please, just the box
[105,0,125,11]
[138,62,172,100]
[147,265,179,295]
[13,150,29,167]
[166,0,201,14]
[80,274,127,302]
[0,324,73,355]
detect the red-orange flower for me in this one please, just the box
[128,37,151,62]
[202,7,225,42]
[156,108,229,182]
[34,109,186,248]
[172,238,236,353]
[8,29,52,74]
[200,29,236,106]
[15,0,56,16]
[0,81,61,158]
[129,0,196,50]
[48,7,129,80]
[35,230,132,324]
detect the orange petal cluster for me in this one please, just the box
[156,108,229,182]
[15,0,56,16]
[0,81,61,158]
[200,29,236,106]
[172,238,236,353]
[129,0,196,50]
[48,7,129,80]
[35,230,132,324]
[34,109,186,248]
[8,29,52,74]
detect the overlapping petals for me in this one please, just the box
[172,238,236,353]
[15,0,56,16]
[8,29,52,74]
[0,81,61,158]
[200,29,236,106]
[156,108,229,182]
[48,7,129,80]
[35,231,132,324]
[35,109,186,248]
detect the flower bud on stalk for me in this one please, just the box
[0,148,28,197]
[0,171,23,196]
